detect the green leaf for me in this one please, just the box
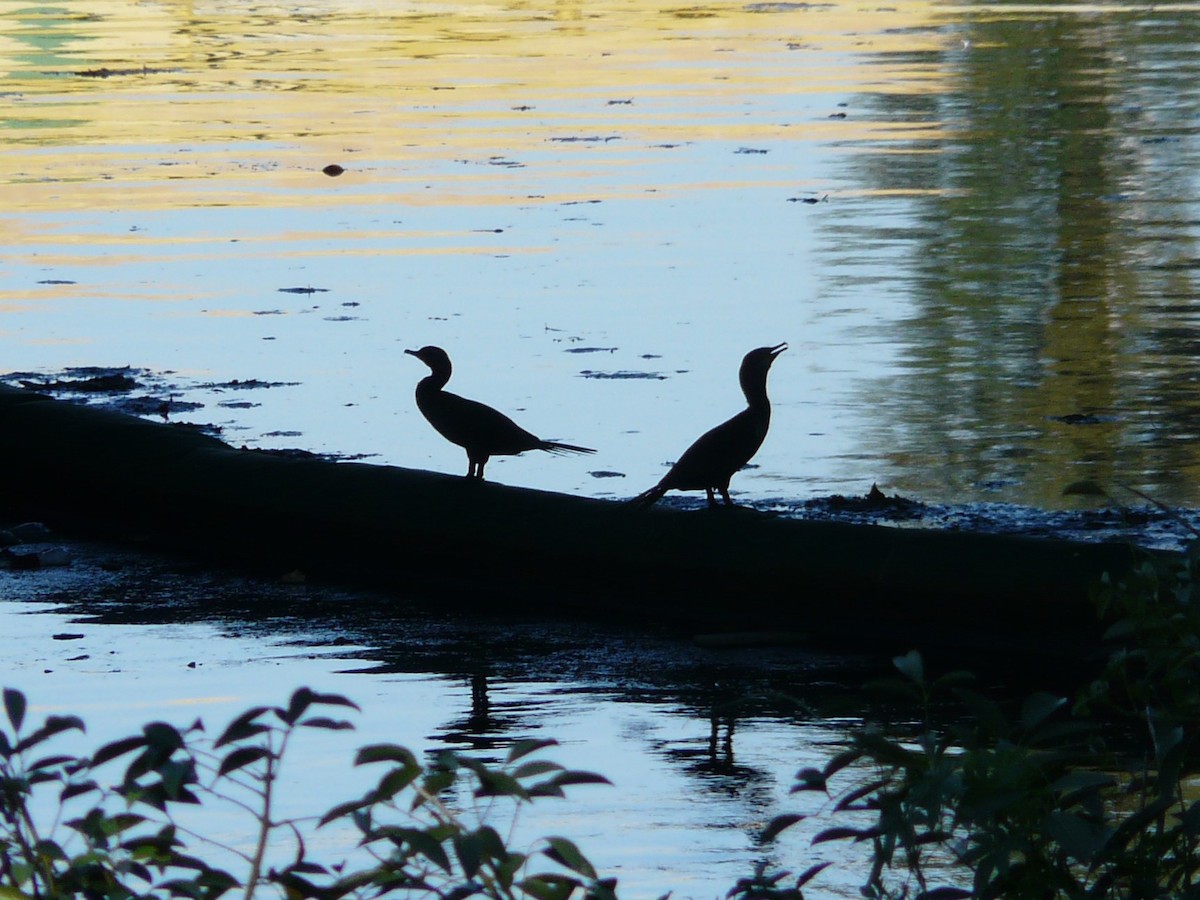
[217,746,272,777]
[280,688,316,726]
[543,837,597,879]
[795,861,832,888]
[821,748,862,779]
[214,706,269,748]
[518,874,581,900]
[394,826,453,872]
[281,689,360,726]
[308,690,360,711]
[318,795,368,828]
[513,760,564,779]
[60,780,100,802]
[454,830,484,878]
[1019,692,1066,732]
[298,716,354,731]
[14,715,85,754]
[475,768,529,799]
[506,738,559,764]
[1045,810,1106,864]
[812,826,877,844]
[91,735,147,768]
[550,770,612,788]
[791,767,826,792]
[834,778,889,812]
[29,754,76,772]
[954,688,1010,738]
[372,763,422,802]
[893,650,924,686]
[355,744,419,767]
[3,688,26,732]
[760,813,805,842]
[143,721,185,754]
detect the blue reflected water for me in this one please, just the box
[0,537,890,899]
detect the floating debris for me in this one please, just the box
[199,378,300,391]
[110,395,202,418]
[564,347,618,354]
[549,135,621,143]
[579,370,668,380]
[745,1,834,11]
[589,470,626,479]
[74,65,173,78]
[815,483,925,520]
[1049,413,1117,426]
[278,286,329,295]
[322,164,345,176]
[20,370,139,393]
[37,279,76,285]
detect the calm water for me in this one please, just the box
[5,0,1200,507]
[3,0,1200,894]
[1,541,890,899]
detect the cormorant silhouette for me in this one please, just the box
[630,343,786,508]
[406,345,595,480]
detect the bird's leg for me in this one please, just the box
[476,456,489,480]
[705,488,719,509]
[719,487,735,507]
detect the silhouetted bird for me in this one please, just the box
[406,345,595,480]
[631,343,786,508]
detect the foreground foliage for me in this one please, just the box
[0,687,613,899]
[762,541,1200,898]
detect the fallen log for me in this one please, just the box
[0,384,1153,651]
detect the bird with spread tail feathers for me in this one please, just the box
[406,345,595,480]
[630,343,787,508]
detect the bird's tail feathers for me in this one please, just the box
[541,441,596,456]
[627,484,668,509]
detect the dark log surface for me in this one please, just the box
[0,385,1153,650]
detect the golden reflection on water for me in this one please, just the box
[1,0,947,214]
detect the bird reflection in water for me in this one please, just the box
[436,672,506,751]
[406,345,595,480]
[631,343,786,508]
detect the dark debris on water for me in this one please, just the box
[776,484,1199,552]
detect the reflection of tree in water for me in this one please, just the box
[832,11,1200,506]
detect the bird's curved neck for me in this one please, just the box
[418,363,451,392]
[741,371,771,410]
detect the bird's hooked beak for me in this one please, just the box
[770,342,788,358]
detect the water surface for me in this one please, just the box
[1,536,894,899]
[5,0,1200,508]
